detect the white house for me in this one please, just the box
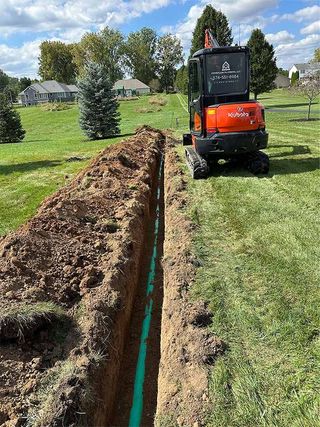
[18,80,78,106]
[113,79,151,97]
[289,63,320,79]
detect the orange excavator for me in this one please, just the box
[183,29,269,178]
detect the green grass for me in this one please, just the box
[175,90,320,426]
[1,90,319,425]
[0,94,183,235]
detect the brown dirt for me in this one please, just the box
[0,127,224,427]
[155,137,226,426]
[0,126,164,426]
[111,156,164,426]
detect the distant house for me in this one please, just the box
[288,63,320,80]
[274,74,290,88]
[113,79,151,97]
[18,80,79,106]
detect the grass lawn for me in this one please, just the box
[1,89,319,426]
[175,90,320,426]
[0,95,183,235]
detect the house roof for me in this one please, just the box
[19,80,79,95]
[113,78,150,90]
[292,62,320,71]
[275,74,290,82]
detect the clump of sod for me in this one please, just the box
[0,301,65,342]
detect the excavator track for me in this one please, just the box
[246,150,270,175]
[185,146,209,179]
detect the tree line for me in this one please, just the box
[38,28,183,92]
[0,71,33,102]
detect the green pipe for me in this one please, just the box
[129,155,163,427]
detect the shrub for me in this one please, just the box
[0,93,25,144]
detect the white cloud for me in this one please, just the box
[281,5,320,22]
[0,40,41,77]
[275,34,320,69]
[266,30,295,44]
[166,0,275,56]
[0,0,172,35]
[300,20,320,34]
[0,0,173,76]
[209,0,277,22]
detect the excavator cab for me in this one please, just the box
[183,30,269,178]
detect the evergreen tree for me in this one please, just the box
[247,29,277,100]
[190,5,233,56]
[0,94,25,144]
[291,71,299,86]
[78,62,120,140]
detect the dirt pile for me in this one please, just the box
[0,126,164,426]
[156,137,226,426]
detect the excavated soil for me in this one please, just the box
[155,138,226,426]
[0,127,224,427]
[0,126,164,426]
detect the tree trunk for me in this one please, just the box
[308,99,311,120]
[254,93,258,100]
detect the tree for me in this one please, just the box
[74,27,125,83]
[20,77,32,91]
[247,29,277,99]
[149,78,161,92]
[278,67,289,77]
[290,73,320,120]
[124,28,158,84]
[311,48,320,63]
[0,93,25,143]
[157,34,183,93]
[39,41,77,83]
[0,69,9,92]
[291,71,299,86]
[78,62,120,140]
[175,65,188,94]
[190,5,233,56]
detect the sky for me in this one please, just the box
[0,0,319,78]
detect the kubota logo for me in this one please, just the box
[227,109,249,118]
[222,61,230,71]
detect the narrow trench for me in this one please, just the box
[110,155,165,427]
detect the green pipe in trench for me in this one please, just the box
[128,155,163,427]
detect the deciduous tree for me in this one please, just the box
[175,65,188,94]
[124,28,158,84]
[78,62,120,140]
[157,34,183,93]
[0,93,25,143]
[290,73,320,120]
[74,28,125,83]
[0,69,9,92]
[19,77,32,91]
[247,29,277,99]
[39,41,77,83]
[190,5,233,56]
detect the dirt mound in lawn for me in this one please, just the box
[0,126,164,426]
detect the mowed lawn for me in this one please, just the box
[175,90,319,426]
[0,95,183,235]
[0,90,319,426]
